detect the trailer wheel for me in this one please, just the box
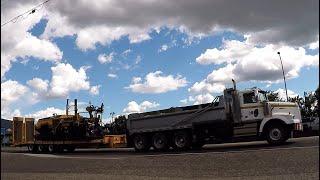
[266,124,288,145]
[173,131,191,150]
[48,145,56,153]
[133,134,150,152]
[38,144,48,153]
[27,144,38,153]
[152,133,168,151]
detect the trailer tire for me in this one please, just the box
[133,134,150,152]
[38,144,49,153]
[27,144,38,153]
[173,131,191,150]
[265,124,288,145]
[152,133,169,151]
[48,145,56,153]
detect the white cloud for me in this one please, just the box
[27,78,49,92]
[196,40,251,65]
[48,63,90,98]
[180,99,188,104]
[1,3,63,78]
[108,73,118,78]
[123,100,159,114]
[274,88,299,100]
[1,108,21,120]
[122,49,132,56]
[195,39,319,84]
[158,44,169,52]
[126,71,187,93]
[1,80,34,119]
[1,80,28,106]
[192,93,215,105]
[98,52,115,64]
[25,107,65,120]
[188,80,225,94]
[89,85,101,95]
[2,0,318,78]
[308,38,319,50]
[135,55,142,65]
[182,93,215,105]
[41,0,318,49]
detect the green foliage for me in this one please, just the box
[266,91,281,102]
[109,115,127,135]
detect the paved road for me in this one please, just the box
[1,136,319,180]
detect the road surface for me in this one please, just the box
[1,136,319,180]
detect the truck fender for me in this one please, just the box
[259,115,292,133]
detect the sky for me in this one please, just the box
[1,0,319,122]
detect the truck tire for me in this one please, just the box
[38,144,49,153]
[48,144,55,153]
[133,134,150,152]
[266,124,288,145]
[27,144,38,153]
[173,131,191,150]
[152,133,169,151]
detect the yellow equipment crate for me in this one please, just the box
[103,135,127,148]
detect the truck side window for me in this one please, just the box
[243,92,257,104]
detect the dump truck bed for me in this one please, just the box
[127,97,227,135]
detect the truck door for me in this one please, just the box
[240,91,264,122]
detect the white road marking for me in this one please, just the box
[22,145,319,160]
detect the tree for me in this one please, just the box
[110,115,127,134]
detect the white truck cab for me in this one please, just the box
[236,87,303,144]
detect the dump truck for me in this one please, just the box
[126,80,303,151]
[12,80,303,153]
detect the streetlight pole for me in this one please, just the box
[277,52,289,101]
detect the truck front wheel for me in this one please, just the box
[133,134,150,152]
[266,125,288,145]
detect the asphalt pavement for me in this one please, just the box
[1,136,319,180]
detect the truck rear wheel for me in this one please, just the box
[266,125,288,145]
[133,134,150,152]
[152,133,168,151]
[173,131,191,150]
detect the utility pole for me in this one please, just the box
[277,52,289,101]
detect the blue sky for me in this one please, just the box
[1,0,319,120]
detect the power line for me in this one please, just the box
[1,0,51,28]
